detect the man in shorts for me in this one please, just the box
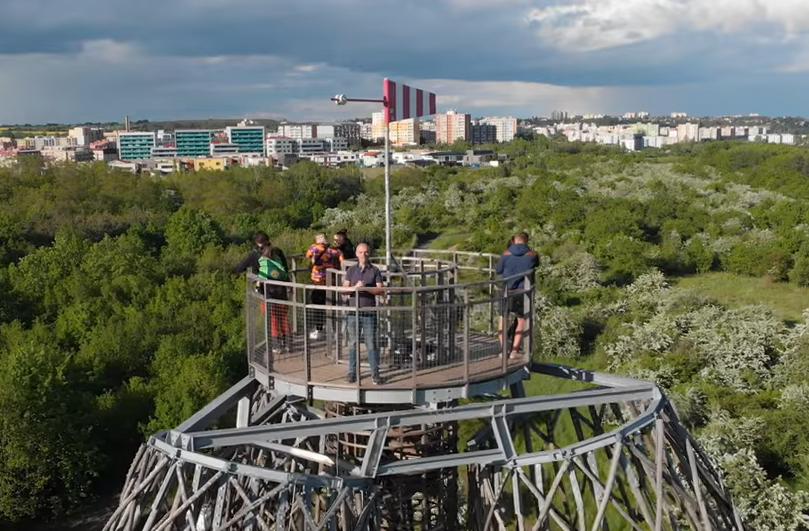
[495,232,538,359]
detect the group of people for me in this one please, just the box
[233,229,386,384]
[233,228,538,385]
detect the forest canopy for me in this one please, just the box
[3,139,809,529]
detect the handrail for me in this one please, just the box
[245,251,535,403]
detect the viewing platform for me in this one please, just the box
[246,250,535,404]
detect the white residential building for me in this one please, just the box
[275,124,317,140]
[359,123,373,141]
[267,138,297,156]
[480,116,518,143]
[266,137,348,156]
[676,123,700,142]
[68,126,103,147]
[371,112,386,142]
[317,123,362,146]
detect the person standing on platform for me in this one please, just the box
[257,243,291,354]
[305,234,343,340]
[232,232,271,274]
[333,229,356,260]
[495,231,538,359]
[342,243,384,385]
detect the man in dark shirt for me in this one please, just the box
[342,243,384,384]
[232,232,271,274]
[333,229,356,260]
[495,232,538,359]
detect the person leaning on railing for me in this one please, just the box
[232,232,271,274]
[257,244,291,354]
[342,243,385,385]
[495,231,538,359]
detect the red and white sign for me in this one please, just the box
[383,78,437,124]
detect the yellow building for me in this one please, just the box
[371,113,420,145]
[389,118,420,145]
[193,158,227,171]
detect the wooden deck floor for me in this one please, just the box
[251,333,526,390]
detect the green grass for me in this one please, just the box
[361,167,385,179]
[674,272,809,322]
[427,232,472,250]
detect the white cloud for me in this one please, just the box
[527,0,809,52]
[410,79,620,116]
[267,78,624,121]
[1,1,809,122]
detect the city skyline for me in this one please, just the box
[2,0,809,123]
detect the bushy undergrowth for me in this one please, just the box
[3,139,809,528]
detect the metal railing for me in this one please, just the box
[246,251,534,396]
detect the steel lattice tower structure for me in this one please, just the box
[104,251,745,531]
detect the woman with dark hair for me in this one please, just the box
[257,243,291,354]
[232,232,271,273]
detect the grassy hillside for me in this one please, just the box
[675,272,809,322]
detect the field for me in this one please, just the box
[0,129,67,136]
[675,272,809,322]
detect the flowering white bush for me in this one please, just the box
[779,384,809,409]
[536,305,581,359]
[549,252,601,291]
[693,305,784,392]
[625,269,669,310]
[605,270,785,392]
[605,318,675,369]
[319,207,355,228]
[700,411,809,531]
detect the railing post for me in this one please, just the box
[245,275,253,368]
[501,280,508,374]
[326,272,335,362]
[302,285,310,385]
[355,289,361,392]
[411,287,418,388]
[463,289,470,390]
[524,274,533,363]
[488,255,495,334]
[291,257,299,333]
[262,280,270,370]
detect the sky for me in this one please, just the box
[2,0,809,124]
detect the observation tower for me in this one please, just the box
[105,250,744,531]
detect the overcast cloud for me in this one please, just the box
[1,0,809,123]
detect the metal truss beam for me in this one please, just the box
[105,363,744,531]
[177,384,656,451]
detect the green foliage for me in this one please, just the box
[5,135,809,527]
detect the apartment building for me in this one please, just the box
[480,116,517,143]
[317,123,362,146]
[118,132,156,160]
[472,124,496,144]
[175,130,212,157]
[210,143,241,156]
[266,137,348,157]
[226,125,265,155]
[436,110,471,144]
[359,122,373,141]
[68,126,104,147]
[371,112,386,142]
[389,118,420,145]
[151,146,178,159]
[276,124,317,140]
